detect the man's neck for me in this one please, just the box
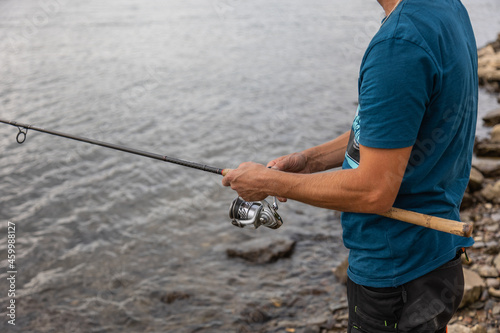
[377,0,401,16]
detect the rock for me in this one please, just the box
[483,108,500,127]
[473,160,500,178]
[493,303,500,315]
[478,37,500,89]
[480,180,500,203]
[485,224,499,233]
[239,307,271,324]
[475,139,500,158]
[448,324,472,333]
[150,290,191,304]
[486,278,500,289]
[478,265,499,278]
[460,268,486,308]
[333,257,349,285]
[471,325,488,333]
[226,236,295,264]
[488,287,500,298]
[461,192,475,211]
[492,124,500,143]
[494,253,500,271]
[469,167,485,192]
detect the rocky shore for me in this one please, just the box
[478,33,500,100]
[448,35,500,333]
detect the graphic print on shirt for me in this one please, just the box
[345,106,361,169]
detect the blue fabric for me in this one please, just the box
[341,0,477,288]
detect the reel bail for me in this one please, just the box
[229,196,283,229]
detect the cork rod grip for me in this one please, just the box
[380,207,473,238]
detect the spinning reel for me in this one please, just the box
[229,196,283,229]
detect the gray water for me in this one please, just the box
[0,1,499,332]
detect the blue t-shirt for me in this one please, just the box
[341,0,477,288]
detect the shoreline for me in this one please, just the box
[448,33,500,333]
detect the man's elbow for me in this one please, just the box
[363,189,397,215]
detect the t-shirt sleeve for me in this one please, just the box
[358,38,438,149]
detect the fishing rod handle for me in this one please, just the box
[380,207,473,238]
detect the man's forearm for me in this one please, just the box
[252,144,411,214]
[301,130,350,173]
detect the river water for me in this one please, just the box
[0,1,499,332]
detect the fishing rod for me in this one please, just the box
[0,118,227,176]
[0,118,473,237]
[0,117,282,230]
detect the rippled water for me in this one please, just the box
[0,0,499,332]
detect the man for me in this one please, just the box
[222,0,478,331]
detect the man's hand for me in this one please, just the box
[266,152,311,174]
[222,162,271,202]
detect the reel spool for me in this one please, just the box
[229,196,283,229]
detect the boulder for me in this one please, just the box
[226,236,295,264]
[483,108,500,127]
[468,167,484,192]
[459,268,485,308]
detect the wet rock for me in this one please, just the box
[460,268,486,308]
[151,290,191,304]
[469,167,485,192]
[483,108,500,127]
[480,180,500,203]
[226,236,295,264]
[492,124,500,143]
[240,307,271,324]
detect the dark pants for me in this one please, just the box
[347,253,464,332]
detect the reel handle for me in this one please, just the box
[221,168,472,237]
